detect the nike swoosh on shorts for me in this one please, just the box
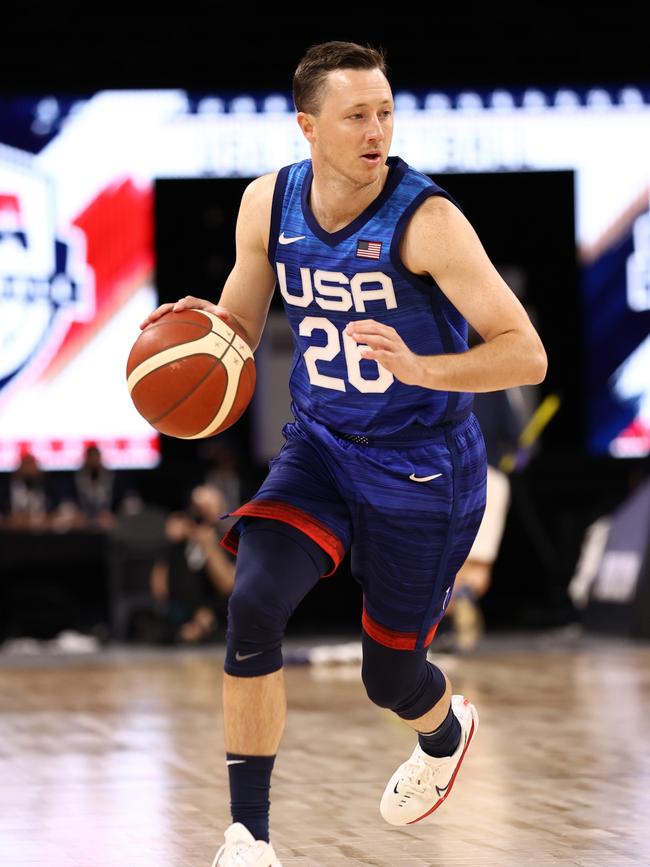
[409,473,442,482]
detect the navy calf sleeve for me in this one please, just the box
[226,752,276,843]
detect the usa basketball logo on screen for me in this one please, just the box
[0,157,95,406]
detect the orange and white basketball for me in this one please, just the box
[126,308,256,439]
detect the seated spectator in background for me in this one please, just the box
[72,444,118,529]
[150,484,235,644]
[50,444,142,532]
[0,452,55,530]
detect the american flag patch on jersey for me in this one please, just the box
[356,239,382,259]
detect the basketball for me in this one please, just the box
[126,308,256,439]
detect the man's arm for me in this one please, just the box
[140,173,277,352]
[191,524,235,595]
[346,196,548,392]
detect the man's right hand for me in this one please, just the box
[139,295,236,331]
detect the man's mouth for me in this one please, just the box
[361,152,381,164]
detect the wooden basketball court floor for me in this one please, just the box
[1,630,649,866]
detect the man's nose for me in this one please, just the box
[366,115,384,141]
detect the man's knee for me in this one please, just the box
[225,561,290,679]
[224,517,328,678]
[361,631,447,719]
[227,584,288,639]
[225,588,286,677]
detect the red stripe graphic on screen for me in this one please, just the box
[39,178,154,382]
[0,193,27,247]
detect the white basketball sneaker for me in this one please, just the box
[380,694,479,825]
[210,822,282,867]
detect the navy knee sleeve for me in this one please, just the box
[225,518,330,677]
[361,629,447,719]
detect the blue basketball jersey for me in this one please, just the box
[267,155,473,438]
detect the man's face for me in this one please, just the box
[18,454,40,477]
[85,447,102,470]
[191,485,226,523]
[299,67,394,184]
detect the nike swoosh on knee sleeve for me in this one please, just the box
[235,650,263,661]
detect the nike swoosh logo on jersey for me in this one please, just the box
[235,650,263,661]
[279,232,306,244]
[409,473,442,482]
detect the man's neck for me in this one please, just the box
[309,160,390,233]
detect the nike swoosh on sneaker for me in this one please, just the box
[279,232,306,244]
[409,473,442,482]
[235,650,263,661]
[434,732,469,796]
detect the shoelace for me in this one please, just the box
[212,840,265,866]
[399,759,438,795]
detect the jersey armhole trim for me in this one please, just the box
[389,187,459,294]
[389,187,461,425]
[268,164,292,266]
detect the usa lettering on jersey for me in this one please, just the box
[276,262,396,393]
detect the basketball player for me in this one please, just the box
[141,41,547,867]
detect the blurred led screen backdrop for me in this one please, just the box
[0,86,648,467]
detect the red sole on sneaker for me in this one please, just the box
[407,715,477,824]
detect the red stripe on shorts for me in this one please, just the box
[362,605,440,650]
[219,499,345,577]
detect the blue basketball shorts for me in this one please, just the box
[220,410,487,651]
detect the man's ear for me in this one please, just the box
[296,111,316,144]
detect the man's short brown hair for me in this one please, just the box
[293,41,388,116]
